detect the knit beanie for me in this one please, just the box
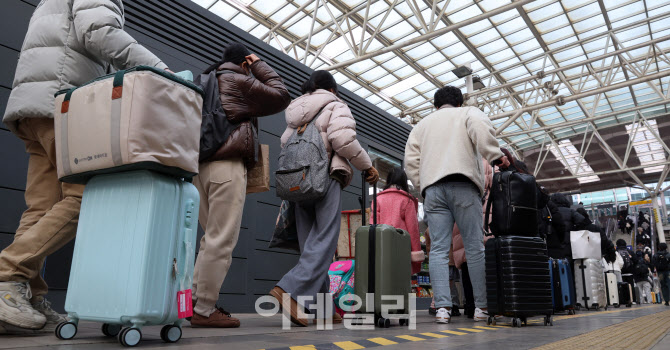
[223,42,251,65]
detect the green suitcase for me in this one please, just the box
[354,178,411,328]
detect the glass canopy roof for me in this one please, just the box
[192,0,670,185]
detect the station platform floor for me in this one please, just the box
[2,304,669,349]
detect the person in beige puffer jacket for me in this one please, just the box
[271,71,378,327]
[0,0,169,332]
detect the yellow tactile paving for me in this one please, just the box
[290,346,317,350]
[457,327,485,333]
[395,335,426,341]
[441,330,469,335]
[474,326,499,330]
[420,332,449,338]
[334,341,366,350]
[367,337,398,345]
[533,309,670,350]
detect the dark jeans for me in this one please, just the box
[658,270,670,303]
[461,262,475,317]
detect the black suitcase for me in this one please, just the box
[486,236,553,327]
[618,281,633,307]
[485,171,538,236]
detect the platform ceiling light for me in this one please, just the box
[451,65,473,79]
[472,75,485,90]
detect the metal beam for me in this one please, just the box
[467,33,670,102]
[536,161,670,182]
[500,101,670,140]
[323,0,534,70]
[489,69,670,120]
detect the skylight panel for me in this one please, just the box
[626,120,667,173]
[566,2,600,21]
[381,74,428,97]
[209,1,238,21]
[269,3,298,23]
[448,5,483,24]
[250,0,283,16]
[548,140,601,183]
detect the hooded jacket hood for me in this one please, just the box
[551,193,572,208]
[284,90,339,128]
[281,89,372,187]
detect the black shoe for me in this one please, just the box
[429,307,437,316]
[665,302,669,306]
[451,307,461,316]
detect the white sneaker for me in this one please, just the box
[473,308,490,322]
[436,308,451,324]
[0,282,47,330]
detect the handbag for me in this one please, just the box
[246,144,270,194]
[269,200,299,252]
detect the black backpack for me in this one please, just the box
[634,262,649,278]
[194,70,234,162]
[485,170,538,236]
[656,252,670,271]
[619,249,633,272]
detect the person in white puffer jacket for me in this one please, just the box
[0,0,169,333]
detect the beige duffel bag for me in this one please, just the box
[55,66,203,184]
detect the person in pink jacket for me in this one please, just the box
[271,70,379,327]
[372,167,425,275]
[451,158,493,318]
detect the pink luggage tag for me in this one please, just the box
[177,289,193,319]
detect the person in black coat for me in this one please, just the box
[550,192,588,259]
[542,201,567,259]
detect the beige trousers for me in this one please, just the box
[192,158,247,316]
[0,118,84,297]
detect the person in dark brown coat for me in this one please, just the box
[191,42,290,328]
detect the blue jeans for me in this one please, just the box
[659,270,670,303]
[425,182,487,309]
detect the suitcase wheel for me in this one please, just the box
[544,316,553,326]
[119,327,142,347]
[55,321,77,340]
[512,318,522,328]
[102,323,122,337]
[399,318,408,326]
[160,325,182,343]
[377,317,390,328]
[568,309,576,315]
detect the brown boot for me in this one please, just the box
[269,286,308,327]
[313,313,343,324]
[190,306,241,328]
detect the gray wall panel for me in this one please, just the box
[0,1,31,50]
[0,188,24,233]
[0,47,18,89]
[1,87,11,130]
[0,129,28,190]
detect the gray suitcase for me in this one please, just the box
[574,259,607,310]
[354,177,411,328]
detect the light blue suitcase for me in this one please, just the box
[55,170,198,346]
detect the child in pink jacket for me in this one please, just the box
[373,167,424,274]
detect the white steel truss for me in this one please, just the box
[194,0,670,191]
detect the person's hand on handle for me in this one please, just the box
[365,166,379,184]
[246,54,260,65]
